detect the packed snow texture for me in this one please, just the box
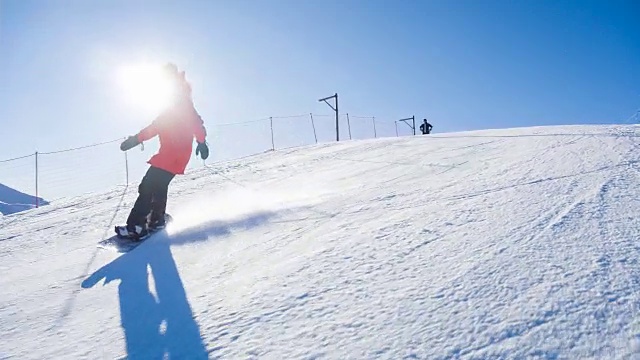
[2,125,640,359]
[0,183,48,216]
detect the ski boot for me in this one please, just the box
[114,224,150,241]
[148,213,173,232]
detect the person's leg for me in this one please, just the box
[126,167,159,228]
[149,168,176,227]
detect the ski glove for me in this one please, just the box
[196,141,209,160]
[120,135,140,151]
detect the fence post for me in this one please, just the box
[124,150,129,186]
[35,151,39,208]
[310,113,318,144]
[335,94,339,142]
[372,116,377,138]
[270,116,275,151]
[346,113,352,140]
[412,115,416,136]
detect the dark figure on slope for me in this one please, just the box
[116,63,209,240]
[420,119,433,135]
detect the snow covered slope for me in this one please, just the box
[0,183,48,216]
[2,125,640,359]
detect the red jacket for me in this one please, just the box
[136,99,207,175]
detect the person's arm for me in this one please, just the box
[191,109,207,143]
[120,114,164,151]
[191,107,209,159]
[137,118,161,142]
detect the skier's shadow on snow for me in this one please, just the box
[80,211,279,359]
[81,233,209,359]
[80,209,320,358]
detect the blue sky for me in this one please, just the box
[0,0,639,198]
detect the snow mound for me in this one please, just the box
[1,124,640,359]
[0,183,48,215]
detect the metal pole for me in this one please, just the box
[310,113,318,144]
[395,121,399,137]
[35,152,39,208]
[270,116,275,150]
[346,113,352,140]
[125,150,129,185]
[412,116,416,136]
[335,93,339,142]
[318,93,339,142]
[397,116,415,135]
[372,117,377,138]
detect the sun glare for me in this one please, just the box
[116,63,175,115]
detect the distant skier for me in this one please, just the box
[115,63,209,240]
[420,119,433,135]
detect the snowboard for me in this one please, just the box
[98,214,173,253]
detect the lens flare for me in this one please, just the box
[116,63,176,115]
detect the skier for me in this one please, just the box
[420,119,433,135]
[115,63,209,240]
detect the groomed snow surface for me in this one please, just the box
[2,125,640,359]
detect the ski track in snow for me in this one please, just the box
[1,124,640,359]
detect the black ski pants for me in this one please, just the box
[126,166,175,227]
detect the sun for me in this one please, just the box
[116,62,176,115]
